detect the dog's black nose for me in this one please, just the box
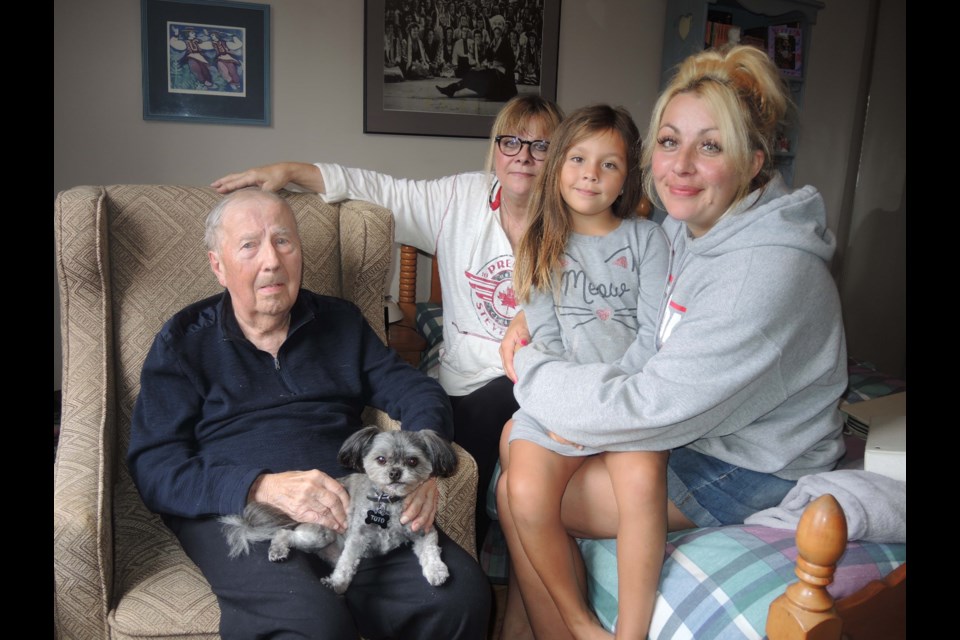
[389,468,402,482]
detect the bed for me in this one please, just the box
[391,245,907,640]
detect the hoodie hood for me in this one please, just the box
[681,173,835,264]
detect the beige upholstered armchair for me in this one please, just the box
[53,186,478,640]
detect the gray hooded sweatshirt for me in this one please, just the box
[513,175,846,480]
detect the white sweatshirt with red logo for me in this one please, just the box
[318,164,513,396]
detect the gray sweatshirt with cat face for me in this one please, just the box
[513,175,847,479]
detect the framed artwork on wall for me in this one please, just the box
[768,25,803,78]
[364,0,561,138]
[141,0,271,125]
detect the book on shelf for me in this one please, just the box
[706,21,733,49]
[705,9,732,49]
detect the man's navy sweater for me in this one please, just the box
[128,289,452,519]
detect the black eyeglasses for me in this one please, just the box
[495,135,550,161]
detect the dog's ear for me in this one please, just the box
[414,429,459,478]
[338,425,381,472]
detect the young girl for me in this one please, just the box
[499,105,670,639]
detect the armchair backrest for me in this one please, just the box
[53,185,393,639]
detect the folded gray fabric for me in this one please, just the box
[744,470,906,543]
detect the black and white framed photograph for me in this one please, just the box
[365,0,560,138]
[141,0,271,125]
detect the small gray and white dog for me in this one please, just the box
[220,426,458,594]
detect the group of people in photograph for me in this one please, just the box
[384,0,545,90]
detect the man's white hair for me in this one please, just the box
[204,188,290,252]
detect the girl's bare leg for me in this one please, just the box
[603,451,669,639]
[560,456,695,538]
[499,466,603,639]
[498,423,604,640]
[497,421,535,640]
[505,437,611,640]
[498,446,693,640]
[499,553,534,640]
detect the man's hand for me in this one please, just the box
[400,477,439,533]
[499,310,530,383]
[211,162,325,194]
[248,470,351,533]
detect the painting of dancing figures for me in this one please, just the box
[168,22,246,96]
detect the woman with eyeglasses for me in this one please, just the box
[212,95,564,553]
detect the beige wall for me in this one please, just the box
[54,0,905,388]
[54,0,663,194]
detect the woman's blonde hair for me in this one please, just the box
[484,95,565,176]
[515,104,643,303]
[642,45,792,210]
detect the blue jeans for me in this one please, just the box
[667,447,797,527]
[489,446,796,528]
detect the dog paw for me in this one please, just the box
[423,561,450,586]
[268,541,290,563]
[321,576,349,595]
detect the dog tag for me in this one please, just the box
[365,509,390,528]
[365,492,392,529]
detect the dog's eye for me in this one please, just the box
[405,457,419,468]
[376,456,387,465]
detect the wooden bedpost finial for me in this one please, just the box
[766,493,847,640]
[637,194,653,219]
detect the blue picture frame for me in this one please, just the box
[141,0,270,125]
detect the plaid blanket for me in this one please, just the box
[580,526,905,638]
[484,462,906,638]
[415,302,444,377]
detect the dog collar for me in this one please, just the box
[365,491,400,529]
[367,491,403,504]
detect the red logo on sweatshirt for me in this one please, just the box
[465,255,516,338]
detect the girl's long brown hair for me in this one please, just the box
[514,104,642,303]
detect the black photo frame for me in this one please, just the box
[365,0,560,138]
[141,0,270,125]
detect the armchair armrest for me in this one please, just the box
[54,185,116,640]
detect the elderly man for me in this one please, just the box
[128,189,490,639]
